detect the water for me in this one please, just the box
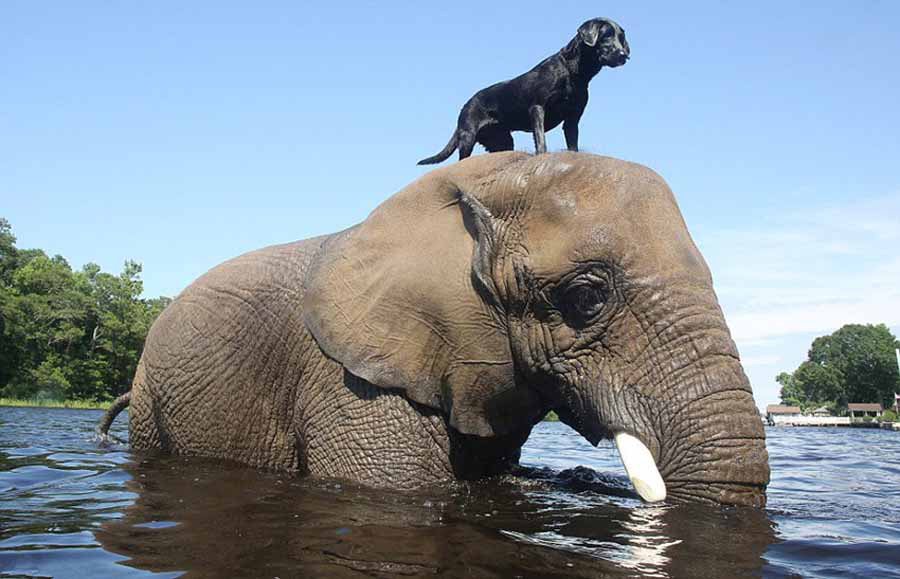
[1,408,898,578]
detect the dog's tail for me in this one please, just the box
[417,130,459,165]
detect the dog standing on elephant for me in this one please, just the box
[417,17,630,165]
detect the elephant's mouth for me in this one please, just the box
[553,403,668,502]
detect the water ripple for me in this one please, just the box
[1,408,899,577]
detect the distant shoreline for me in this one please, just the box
[0,402,572,423]
[0,403,572,423]
[0,398,112,410]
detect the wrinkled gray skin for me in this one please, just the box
[124,152,769,506]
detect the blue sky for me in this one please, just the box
[2,1,898,409]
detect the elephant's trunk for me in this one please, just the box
[563,306,770,507]
[640,299,769,506]
[648,337,769,507]
[657,381,770,507]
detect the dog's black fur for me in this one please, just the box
[418,18,630,165]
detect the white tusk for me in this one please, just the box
[614,432,667,502]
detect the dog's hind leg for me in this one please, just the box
[477,125,514,153]
[529,105,547,155]
[457,128,477,160]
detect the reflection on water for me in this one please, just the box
[91,456,778,578]
[500,505,678,576]
[1,407,899,578]
[614,506,679,574]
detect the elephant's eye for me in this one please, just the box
[563,284,608,325]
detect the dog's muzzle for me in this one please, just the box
[606,50,629,67]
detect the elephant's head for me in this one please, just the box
[303,152,769,506]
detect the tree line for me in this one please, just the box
[0,218,171,402]
[777,323,900,413]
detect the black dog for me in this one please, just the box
[418,18,629,165]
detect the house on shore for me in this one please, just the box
[766,405,802,425]
[848,403,882,419]
[763,403,886,427]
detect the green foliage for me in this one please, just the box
[0,218,169,402]
[29,356,71,400]
[0,397,111,409]
[0,217,18,285]
[777,324,900,411]
[881,409,898,423]
[776,372,803,408]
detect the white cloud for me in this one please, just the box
[692,191,900,407]
[739,355,781,368]
[699,192,900,340]
[727,290,900,343]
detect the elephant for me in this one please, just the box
[99,152,769,506]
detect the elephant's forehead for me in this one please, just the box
[513,162,711,284]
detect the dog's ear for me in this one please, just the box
[577,19,606,47]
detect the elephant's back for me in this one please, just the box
[144,235,332,370]
[129,234,338,470]
[185,235,330,300]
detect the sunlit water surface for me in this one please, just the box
[1,407,899,577]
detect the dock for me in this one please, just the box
[767,402,898,429]
[771,416,851,427]
[768,417,897,429]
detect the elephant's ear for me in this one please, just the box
[302,153,539,437]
